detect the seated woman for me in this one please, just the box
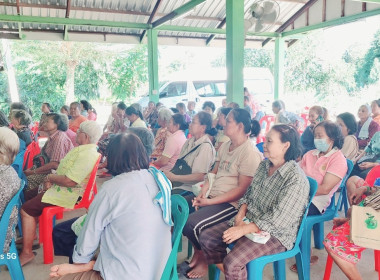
[291,121,348,271]
[153,113,188,172]
[336,112,359,160]
[23,113,74,200]
[301,105,328,155]
[19,121,102,266]
[164,111,217,192]
[126,105,147,128]
[371,99,380,126]
[272,100,303,129]
[9,109,34,147]
[202,101,217,122]
[68,102,87,133]
[0,127,21,253]
[150,107,173,160]
[350,131,380,179]
[60,105,71,120]
[80,100,97,121]
[214,107,232,151]
[183,108,263,278]
[196,124,309,279]
[300,121,347,216]
[355,104,380,150]
[51,126,155,264]
[324,180,380,280]
[49,133,171,280]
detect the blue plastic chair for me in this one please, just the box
[0,181,25,280]
[256,142,264,153]
[212,176,318,280]
[300,159,353,280]
[160,194,189,280]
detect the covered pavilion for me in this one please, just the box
[0,0,379,107]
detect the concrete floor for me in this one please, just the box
[1,175,379,280]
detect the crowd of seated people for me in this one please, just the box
[2,94,380,280]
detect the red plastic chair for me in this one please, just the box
[259,115,275,135]
[323,243,379,280]
[39,155,101,264]
[22,141,41,170]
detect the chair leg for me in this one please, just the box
[7,241,25,280]
[41,212,55,264]
[39,216,44,244]
[300,226,312,280]
[295,252,306,280]
[273,260,286,280]
[313,222,324,249]
[375,250,380,272]
[208,264,220,280]
[187,239,193,259]
[323,255,334,280]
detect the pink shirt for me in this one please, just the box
[300,148,347,212]
[160,130,187,172]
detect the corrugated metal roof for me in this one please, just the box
[0,0,378,46]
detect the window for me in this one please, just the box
[193,80,226,97]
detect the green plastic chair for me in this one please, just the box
[160,194,189,280]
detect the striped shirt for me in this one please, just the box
[43,130,74,163]
[238,160,309,250]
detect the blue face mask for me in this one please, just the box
[314,138,331,153]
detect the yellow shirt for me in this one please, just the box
[41,144,99,208]
[131,117,147,128]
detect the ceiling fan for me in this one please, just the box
[245,0,280,33]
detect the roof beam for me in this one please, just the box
[282,8,380,38]
[140,0,163,43]
[206,17,226,46]
[261,0,319,47]
[15,0,22,39]
[152,0,206,28]
[0,15,151,29]
[63,0,72,41]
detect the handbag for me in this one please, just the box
[170,143,209,188]
[32,152,50,168]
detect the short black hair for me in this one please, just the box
[172,113,189,131]
[314,121,344,149]
[46,113,68,132]
[117,102,127,111]
[107,133,149,176]
[176,102,186,110]
[126,105,144,120]
[43,102,52,111]
[337,112,358,135]
[202,101,216,112]
[271,124,303,161]
[220,107,233,117]
[80,100,92,111]
[250,120,261,138]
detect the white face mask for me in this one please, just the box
[314,138,331,152]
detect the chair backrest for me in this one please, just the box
[259,115,275,135]
[256,142,264,153]
[75,155,101,209]
[330,159,354,215]
[293,177,318,247]
[0,181,25,252]
[365,165,380,186]
[160,194,189,280]
[12,140,26,178]
[22,141,41,170]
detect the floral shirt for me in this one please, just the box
[151,127,171,159]
[0,165,21,253]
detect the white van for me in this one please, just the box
[139,67,274,111]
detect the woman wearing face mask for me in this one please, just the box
[290,121,348,272]
[300,106,329,155]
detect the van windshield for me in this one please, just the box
[193,80,226,97]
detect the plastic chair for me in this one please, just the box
[323,245,380,279]
[212,177,318,280]
[300,159,353,280]
[340,161,378,216]
[39,155,101,264]
[259,115,275,135]
[256,142,264,153]
[0,181,25,280]
[160,195,189,280]
[22,141,41,170]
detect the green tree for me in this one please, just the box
[355,29,380,88]
[106,45,149,100]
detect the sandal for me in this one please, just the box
[290,256,319,273]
